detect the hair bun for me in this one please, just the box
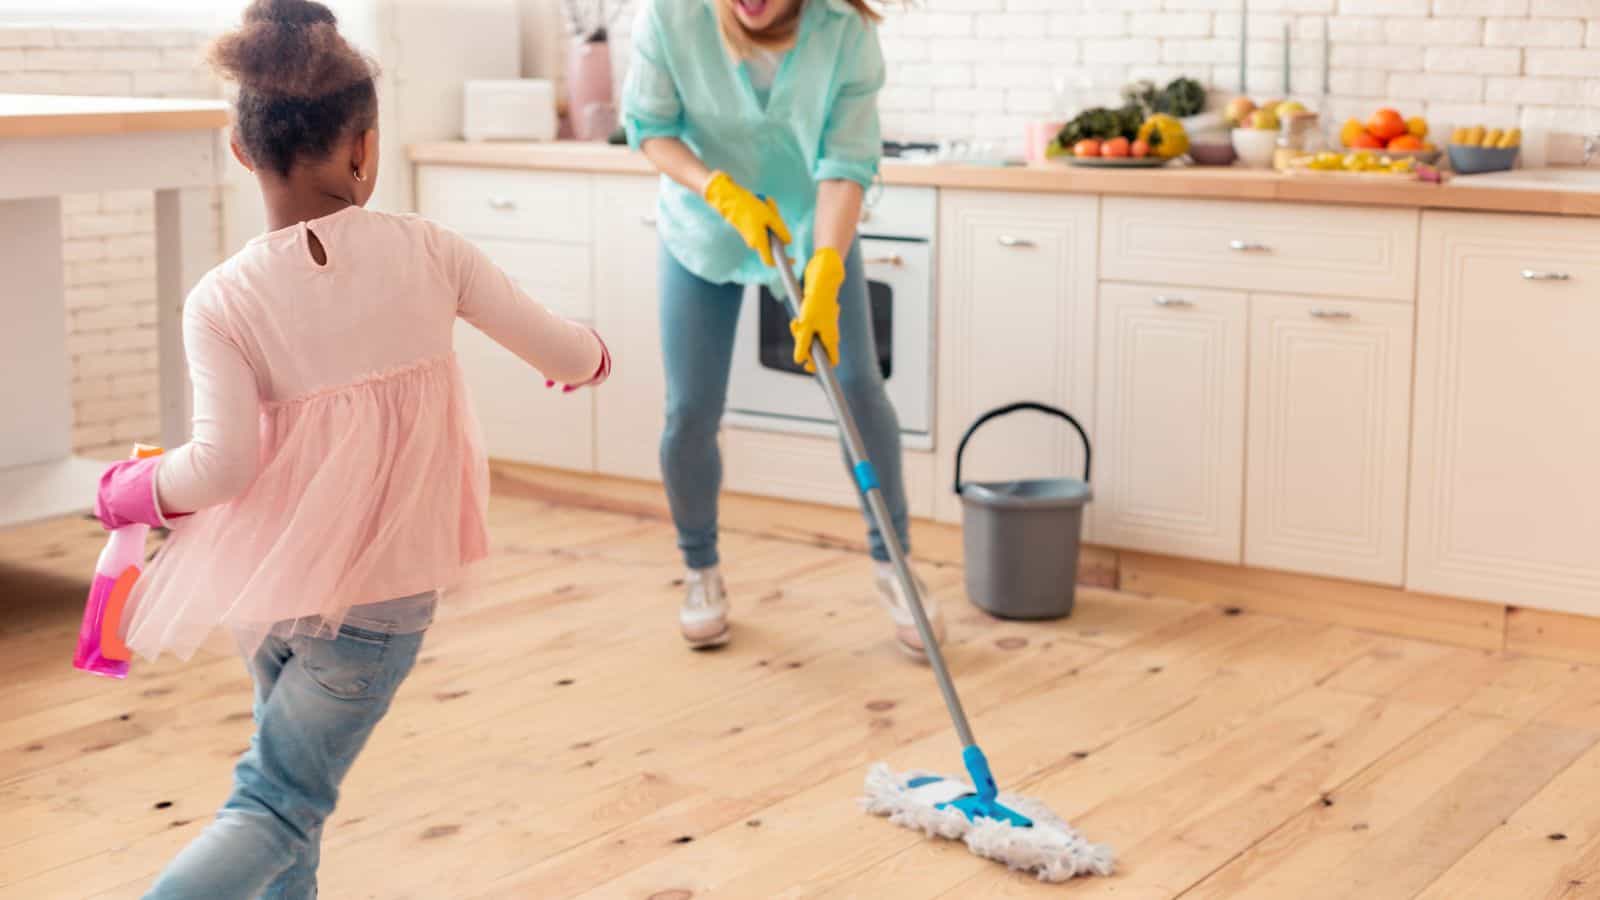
[209,0,375,99]
[243,0,338,28]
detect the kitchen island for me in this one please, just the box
[1,94,227,528]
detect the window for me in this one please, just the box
[0,1,248,26]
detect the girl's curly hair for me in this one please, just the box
[207,0,379,177]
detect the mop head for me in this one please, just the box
[861,763,1114,883]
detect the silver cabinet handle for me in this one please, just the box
[864,254,904,267]
[1309,309,1352,320]
[1229,239,1269,252]
[1521,269,1571,281]
[487,196,517,211]
[1153,296,1193,308]
[639,215,657,227]
[998,235,1036,248]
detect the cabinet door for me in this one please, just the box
[454,319,594,472]
[1093,283,1248,562]
[1409,211,1600,613]
[1245,295,1413,585]
[591,175,666,481]
[934,190,1098,526]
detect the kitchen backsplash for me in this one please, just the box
[874,0,1600,160]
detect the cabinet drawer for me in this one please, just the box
[1101,197,1418,302]
[417,165,591,242]
[475,237,592,322]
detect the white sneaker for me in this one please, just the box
[875,561,945,662]
[680,567,731,649]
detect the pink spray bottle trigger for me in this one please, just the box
[73,444,163,679]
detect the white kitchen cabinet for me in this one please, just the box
[453,319,594,472]
[591,174,667,481]
[1245,295,1414,585]
[416,165,592,243]
[1101,197,1419,302]
[418,164,597,471]
[1093,283,1248,563]
[1408,211,1600,614]
[933,190,1099,525]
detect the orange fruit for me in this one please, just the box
[1368,108,1407,142]
[1339,118,1367,148]
[1387,134,1423,151]
[1406,116,1428,138]
[1349,131,1384,150]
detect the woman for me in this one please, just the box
[623,0,942,659]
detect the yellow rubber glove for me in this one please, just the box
[791,247,843,373]
[703,171,791,267]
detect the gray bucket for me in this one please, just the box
[955,403,1093,621]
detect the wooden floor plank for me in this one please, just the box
[1182,708,1600,900]
[4,482,1600,898]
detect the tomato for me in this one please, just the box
[1102,137,1131,158]
[1073,139,1102,158]
[1130,139,1150,159]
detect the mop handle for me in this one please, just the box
[767,231,978,750]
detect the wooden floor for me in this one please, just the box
[6,473,1600,899]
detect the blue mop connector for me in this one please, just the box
[963,745,999,806]
[943,744,1033,827]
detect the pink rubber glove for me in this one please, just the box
[94,457,181,530]
[545,327,612,394]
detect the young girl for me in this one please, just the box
[623,0,944,658]
[91,1,609,895]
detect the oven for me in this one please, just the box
[727,185,936,449]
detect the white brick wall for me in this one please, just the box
[877,0,1600,155]
[0,23,220,460]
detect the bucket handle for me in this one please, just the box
[953,402,1091,494]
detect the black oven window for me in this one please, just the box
[758,280,892,380]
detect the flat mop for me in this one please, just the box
[767,231,1113,882]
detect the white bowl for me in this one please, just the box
[1231,128,1278,168]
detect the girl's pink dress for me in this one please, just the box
[123,206,603,661]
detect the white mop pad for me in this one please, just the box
[861,763,1114,883]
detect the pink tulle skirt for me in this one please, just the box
[123,355,491,661]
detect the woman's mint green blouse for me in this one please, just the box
[623,0,885,288]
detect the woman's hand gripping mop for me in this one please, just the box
[73,444,164,678]
[766,231,1113,882]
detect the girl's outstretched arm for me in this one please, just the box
[442,225,606,387]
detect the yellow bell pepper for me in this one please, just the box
[1136,115,1190,160]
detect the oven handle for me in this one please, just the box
[864,253,905,267]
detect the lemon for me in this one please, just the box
[1451,127,1468,145]
[1482,128,1503,148]
[1464,126,1485,146]
[1499,128,1522,149]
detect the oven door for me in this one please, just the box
[727,239,933,447]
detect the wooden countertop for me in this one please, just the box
[0,94,230,140]
[409,140,1600,218]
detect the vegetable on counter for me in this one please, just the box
[1123,77,1207,119]
[1136,114,1189,160]
[1053,104,1146,151]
